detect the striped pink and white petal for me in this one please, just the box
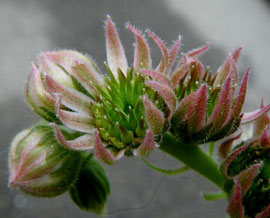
[142,95,165,135]
[45,74,94,114]
[127,23,152,71]
[187,85,207,133]
[146,81,177,116]
[94,131,124,165]
[236,162,263,196]
[226,180,245,218]
[208,76,232,132]
[55,97,94,133]
[50,123,94,150]
[137,130,156,157]
[242,104,270,124]
[106,15,128,77]
[147,29,169,74]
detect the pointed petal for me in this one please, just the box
[45,74,93,114]
[142,95,165,134]
[168,35,181,71]
[187,43,209,58]
[253,100,270,136]
[172,88,198,124]
[138,130,156,157]
[147,29,169,73]
[171,54,188,88]
[260,126,270,147]
[141,70,171,86]
[226,180,244,218]
[208,76,232,132]
[223,143,248,178]
[40,53,74,88]
[231,68,250,118]
[186,57,205,80]
[236,162,263,196]
[106,15,128,77]
[94,131,124,165]
[127,23,151,71]
[218,133,242,159]
[31,63,55,109]
[256,204,270,218]
[50,123,94,150]
[242,104,270,124]
[187,85,207,132]
[55,97,94,133]
[214,47,243,88]
[146,81,177,115]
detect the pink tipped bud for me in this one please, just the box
[8,125,81,197]
[218,133,242,159]
[137,130,156,156]
[142,95,165,135]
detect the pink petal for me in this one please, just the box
[242,104,270,124]
[141,70,171,87]
[45,74,94,114]
[187,85,207,133]
[218,133,242,159]
[127,23,152,71]
[55,97,94,133]
[253,100,270,136]
[208,76,232,132]
[171,54,188,89]
[260,126,270,147]
[173,88,198,123]
[226,180,244,218]
[168,35,181,72]
[142,95,165,134]
[214,47,243,88]
[186,57,205,80]
[106,15,128,77]
[31,63,55,109]
[138,130,156,156]
[223,143,248,178]
[146,81,177,116]
[236,162,263,196]
[187,43,209,58]
[50,123,94,150]
[256,204,270,218]
[147,29,169,73]
[94,131,124,165]
[231,68,250,118]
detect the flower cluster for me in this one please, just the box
[221,101,270,218]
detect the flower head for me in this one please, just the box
[23,16,261,164]
[221,101,270,217]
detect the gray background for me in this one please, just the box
[1,0,270,217]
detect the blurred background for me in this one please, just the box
[1,0,270,217]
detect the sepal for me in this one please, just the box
[69,154,110,215]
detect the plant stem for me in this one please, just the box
[159,132,224,189]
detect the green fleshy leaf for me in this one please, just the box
[69,155,110,215]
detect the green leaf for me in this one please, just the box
[69,155,110,215]
[202,191,227,201]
